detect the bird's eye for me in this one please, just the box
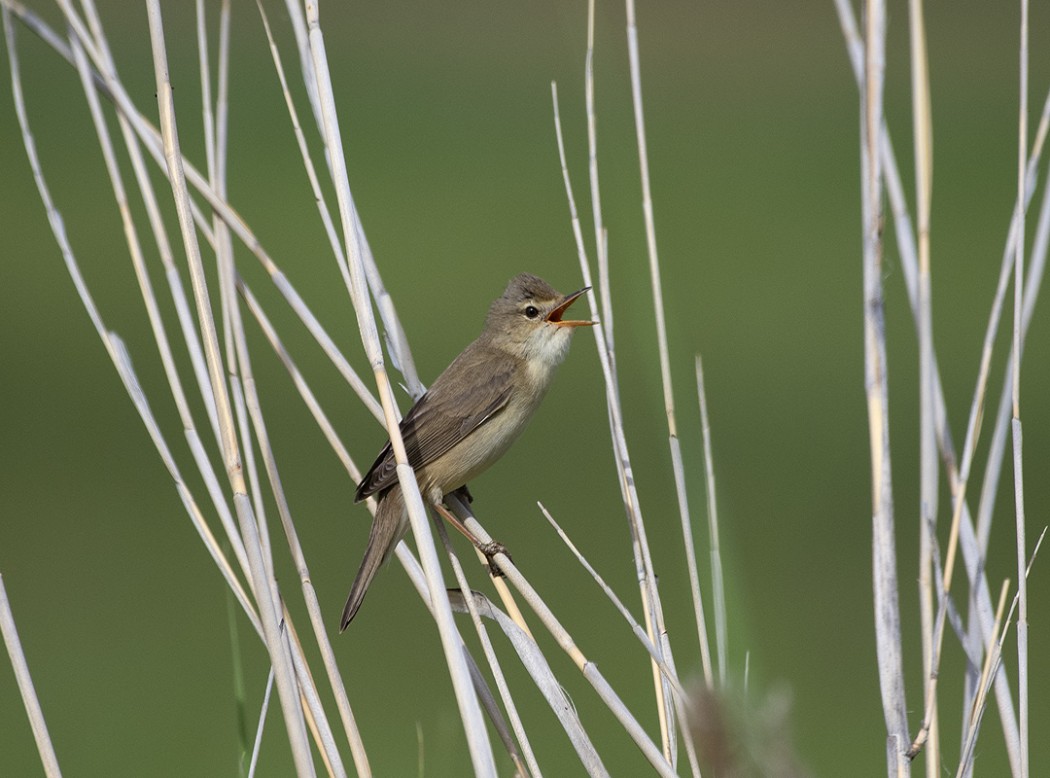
[524,305,540,319]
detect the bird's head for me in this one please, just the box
[484,273,593,365]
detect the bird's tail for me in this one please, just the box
[340,488,408,630]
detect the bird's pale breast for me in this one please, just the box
[419,376,551,498]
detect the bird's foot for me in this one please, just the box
[451,484,474,504]
[478,540,511,577]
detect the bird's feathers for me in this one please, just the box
[340,489,408,629]
[354,343,518,501]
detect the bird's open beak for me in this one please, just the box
[547,286,594,328]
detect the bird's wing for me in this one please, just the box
[355,346,516,501]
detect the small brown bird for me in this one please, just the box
[341,273,593,628]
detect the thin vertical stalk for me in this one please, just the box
[956,580,1012,777]
[234,302,364,775]
[431,520,540,778]
[840,0,1050,761]
[623,0,699,756]
[301,5,496,774]
[9,19,260,633]
[552,78,686,761]
[694,355,726,687]
[959,524,1044,777]
[460,541,680,778]
[861,0,910,773]
[143,2,314,772]
[1012,3,1030,775]
[837,0,1031,766]
[584,0,674,758]
[75,0,224,451]
[909,0,939,771]
[0,571,62,778]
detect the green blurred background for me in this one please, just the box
[2,1,1047,775]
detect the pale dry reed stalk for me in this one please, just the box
[837,0,1044,775]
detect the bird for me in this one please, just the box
[340,272,593,629]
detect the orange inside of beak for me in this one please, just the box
[547,286,594,327]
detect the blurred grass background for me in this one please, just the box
[1,1,1047,774]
